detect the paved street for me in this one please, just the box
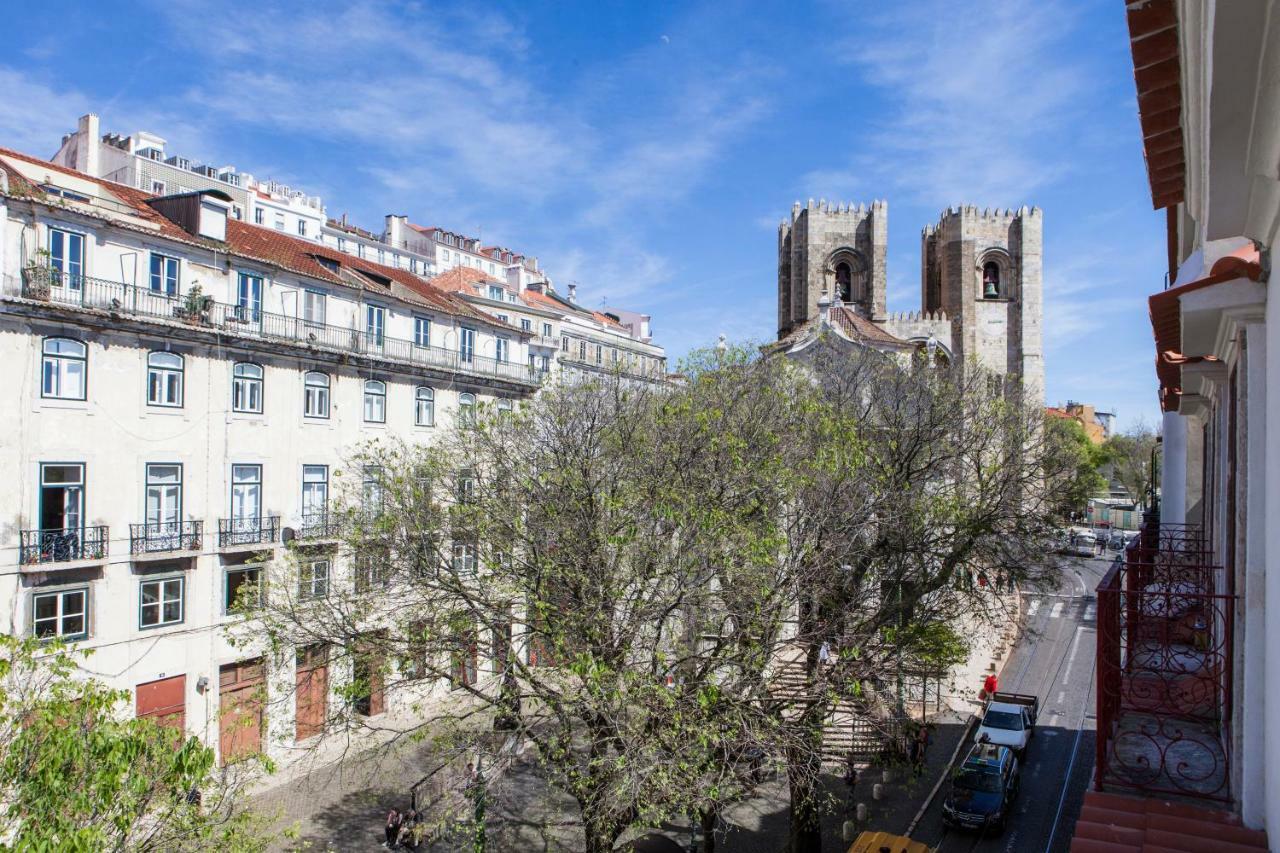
[913,553,1112,853]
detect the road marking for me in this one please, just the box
[1056,690,1065,704]
[1027,599,1041,617]
[1083,603,1096,621]
[1050,602,1064,619]
[1060,626,1083,685]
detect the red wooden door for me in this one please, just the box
[136,675,186,735]
[219,658,264,764]
[295,645,328,741]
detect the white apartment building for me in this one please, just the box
[1070,4,1276,850]
[52,113,327,239]
[0,143,538,770]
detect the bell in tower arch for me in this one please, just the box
[982,262,1000,299]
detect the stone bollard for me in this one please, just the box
[843,820,858,842]
[882,768,894,784]
[856,803,867,822]
[988,660,998,671]
[873,783,883,801]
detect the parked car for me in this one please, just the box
[941,742,1021,834]
[974,691,1039,757]
[1068,528,1096,556]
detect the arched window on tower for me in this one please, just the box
[982,262,1001,299]
[835,262,853,304]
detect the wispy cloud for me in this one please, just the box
[807,0,1090,206]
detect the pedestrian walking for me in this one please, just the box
[912,726,929,776]
[843,751,859,809]
[384,808,402,848]
[818,640,831,668]
[982,672,998,699]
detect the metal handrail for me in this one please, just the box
[217,516,280,547]
[19,525,109,565]
[21,266,539,386]
[130,520,203,554]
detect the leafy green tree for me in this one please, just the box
[1102,422,1160,507]
[1045,415,1109,521]
[0,636,273,852]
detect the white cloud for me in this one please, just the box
[808,0,1089,206]
[0,69,91,158]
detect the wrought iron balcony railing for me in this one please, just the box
[130,520,203,555]
[217,516,280,548]
[21,265,540,387]
[1094,520,1234,803]
[297,512,341,541]
[19,526,109,565]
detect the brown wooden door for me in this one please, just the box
[136,675,186,735]
[219,658,264,764]
[295,644,328,742]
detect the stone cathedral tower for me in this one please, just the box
[776,199,1044,411]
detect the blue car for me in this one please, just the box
[941,743,1020,834]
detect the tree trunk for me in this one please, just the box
[700,807,718,853]
[786,702,825,853]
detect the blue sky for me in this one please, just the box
[1,0,1164,428]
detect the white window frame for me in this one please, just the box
[224,565,263,613]
[146,351,184,408]
[363,379,386,424]
[231,362,263,413]
[304,372,330,418]
[458,392,476,427]
[413,316,431,348]
[300,559,330,601]
[32,587,88,640]
[41,337,86,400]
[139,575,184,629]
[149,253,179,296]
[415,386,435,427]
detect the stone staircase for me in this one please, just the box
[768,656,904,772]
[1068,790,1268,853]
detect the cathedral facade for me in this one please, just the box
[776,199,1044,409]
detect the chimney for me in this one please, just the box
[568,283,578,303]
[526,281,544,294]
[385,214,405,248]
[79,114,101,177]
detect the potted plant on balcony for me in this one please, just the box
[25,249,53,300]
[177,285,211,325]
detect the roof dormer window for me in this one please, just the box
[40,184,91,204]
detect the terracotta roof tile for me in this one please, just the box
[0,145,503,330]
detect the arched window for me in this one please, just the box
[458,392,476,427]
[835,261,853,303]
[146,351,183,408]
[231,362,263,413]
[363,379,386,423]
[415,386,435,427]
[497,398,513,419]
[303,371,330,418]
[41,337,86,400]
[983,262,1002,299]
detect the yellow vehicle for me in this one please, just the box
[847,830,930,853]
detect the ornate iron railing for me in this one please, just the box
[130,520,203,555]
[217,516,279,548]
[19,526,109,565]
[297,512,341,541]
[21,265,539,387]
[1094,521,1234,802]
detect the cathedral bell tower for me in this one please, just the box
[777,199,888,337]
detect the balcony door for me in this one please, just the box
[365,305,385,350]
[146,465,182,545]
[49,228,84,293]
[40,464,84,533]
[230,465,262,540]
[236,273,263,325]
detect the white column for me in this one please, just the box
[1160,410,1187,524]
[1240,323,1267,828]
[1264,289,1280,837]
